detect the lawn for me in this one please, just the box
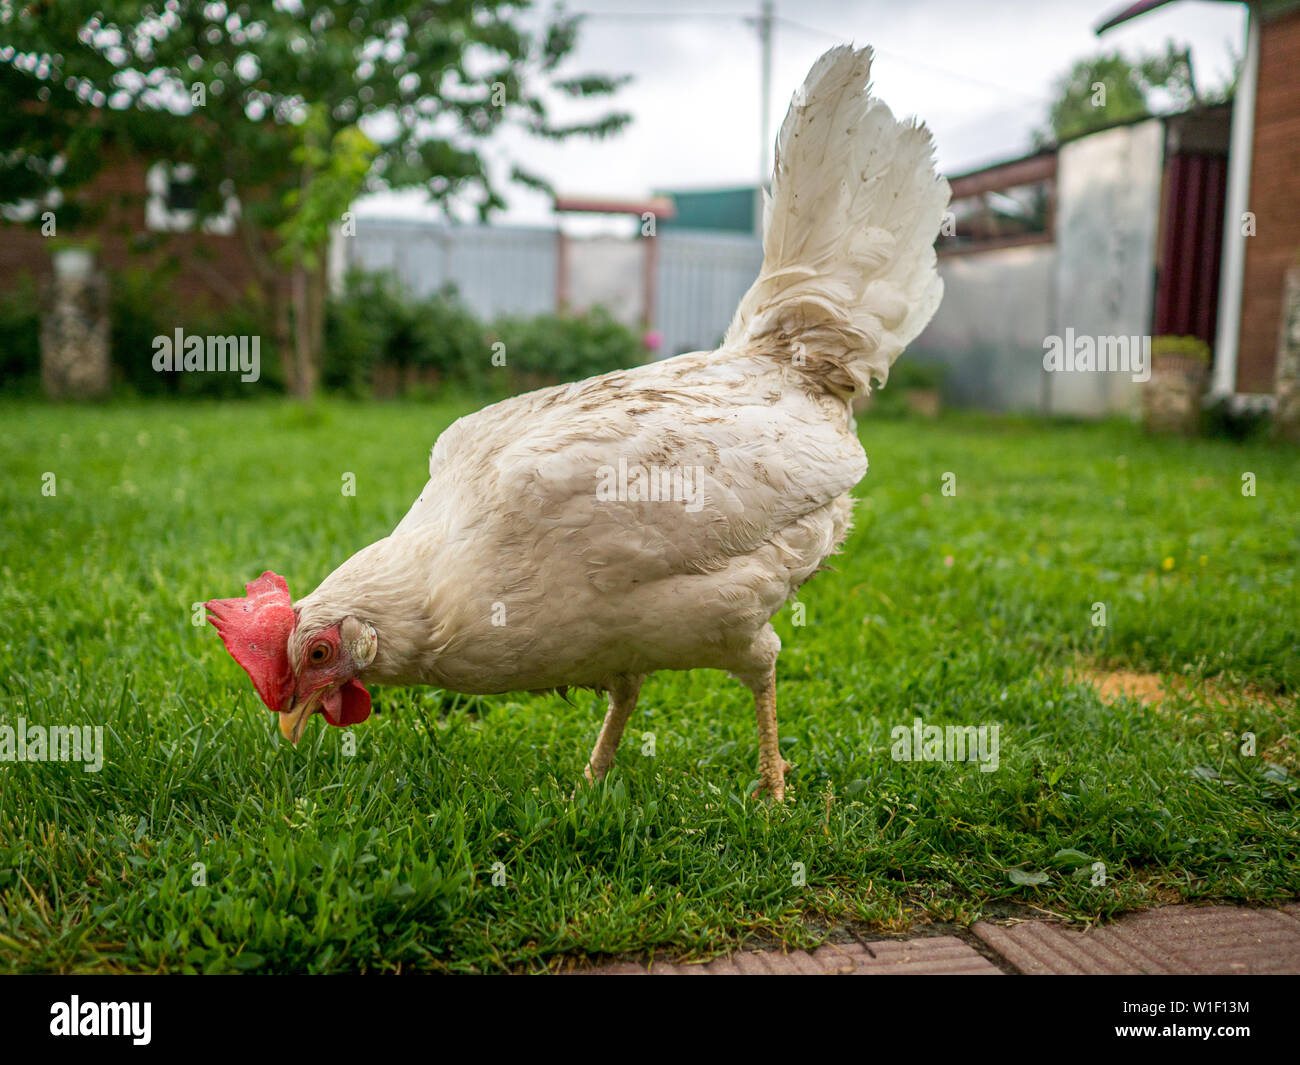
[0,398,1296,973]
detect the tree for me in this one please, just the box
[0,1,629,398]
[1034,42,1236,148]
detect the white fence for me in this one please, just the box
[337,218,763,359]
[657,230,764,355]
[339,219,556,319]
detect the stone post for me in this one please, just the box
[40,247,111,399]
[1142,337,1210,436]
[1272,262,1300,444]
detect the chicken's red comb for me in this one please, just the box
[206,570,296,712]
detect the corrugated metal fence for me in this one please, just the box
[656,230,763,355]
[339,218,763,359]
[342,219,556,319]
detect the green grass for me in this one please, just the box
[0,398,1296,973]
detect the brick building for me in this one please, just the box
[0,148,268,315]
[1237,4,1300,392]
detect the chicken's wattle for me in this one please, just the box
[321,678,371,726]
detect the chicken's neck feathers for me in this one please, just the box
[293,533,453,686]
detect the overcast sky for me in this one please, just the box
[358,0,1246,228]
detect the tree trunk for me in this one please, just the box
[287,255,328,400]
[271,279,296,397]
[291,262,312,399]
[310,256,327,390]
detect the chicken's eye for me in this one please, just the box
[308,641,333,665]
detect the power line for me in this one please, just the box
[574,8,1053,103]
[773,14,1053,104]
[573,4,1052,183]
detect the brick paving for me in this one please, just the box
[588,903,1300,975]
[593,934,1001,975]
[972,904,1300,975]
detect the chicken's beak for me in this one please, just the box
[278,691,322,745]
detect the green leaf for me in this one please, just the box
[1007,869,1050,886]
[1052,848,1094,869]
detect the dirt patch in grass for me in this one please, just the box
[1076,668,1168,706]
[1072,667,1289,713]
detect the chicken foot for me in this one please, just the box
[582,673,643,784]
[750,668,790,802]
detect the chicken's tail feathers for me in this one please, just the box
[722,45,949,398]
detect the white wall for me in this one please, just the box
[912,118,1165,416]
[913,243,1057,412]
[1049,119,1164,416]
[566,236,645,327]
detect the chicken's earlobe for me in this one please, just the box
[343,617,378,669]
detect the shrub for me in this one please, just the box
[325,271,644,396]
[886,359,946,391]
[324,270,486,395]
[490,305,643,390]
[178,299,282,397]
[323,270,389,395]
[109,265,280,397]
[1201,396,1272,442]
[5,263,647,400]
[870,357,947,416]
[1151,334,1211,365]
[0,272,40,389]
[110,265,176,395]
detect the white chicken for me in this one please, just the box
[208,45,948,801]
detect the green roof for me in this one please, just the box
[655,186,759,235]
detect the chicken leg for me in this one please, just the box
[583,673,643,783]
[751,668,791,802]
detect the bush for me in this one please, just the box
[323,270,388,394]
[325,270,644,397]
[110,265,175,395]
[1151,334,1212,364]
[3,263,645,400]
[870,357,947,416]
[0,272,40,389]
[490,305,643,390]
[324,270,485,395]
[180,299,282,397]
[886,359,946,391]
[109,265,280,397]
[1201,396,1272,442]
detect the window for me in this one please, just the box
[939,152,1056,254]
[146,162,237,235]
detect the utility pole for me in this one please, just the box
[758,0,774,184]
[579,3,779,231]
[754,0,775,233]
